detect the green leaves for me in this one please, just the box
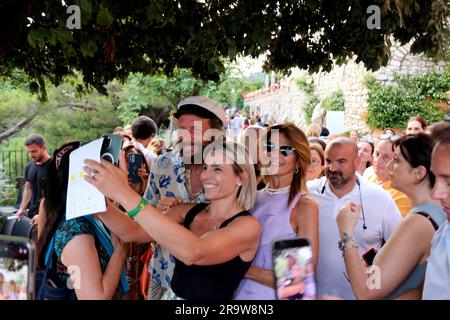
[96,7,113,27]
[366,70,449,129]
[322,90,345,112]
[80,40,98,57]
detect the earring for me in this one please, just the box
[294,167,299,174]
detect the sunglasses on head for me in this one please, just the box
[264,142,296,157]
[379,133,401,142]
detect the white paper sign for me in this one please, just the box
[66,138,106,220]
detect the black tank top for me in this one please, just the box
[171,203,253,300]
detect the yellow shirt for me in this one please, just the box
[368,174,412,217]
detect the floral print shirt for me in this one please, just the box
[144,149,208,291]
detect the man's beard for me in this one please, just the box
[326,170,353,188]
[179,142,206,165]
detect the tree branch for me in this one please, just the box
[58,102,99,111]
[0,113,37,143]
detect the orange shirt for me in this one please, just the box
[367,174,412,217]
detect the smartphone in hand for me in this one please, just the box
[0,235,36,300]
[272,238,316,300]
[100,134,123,166]
[128,152,144,183]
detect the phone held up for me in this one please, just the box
[128,152,144,183]
[0,235,36,300]
[100,134,123,166]
[272,238,316,300]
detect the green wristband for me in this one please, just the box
[127,197,149,218]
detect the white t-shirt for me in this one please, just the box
[132,141,157,169]
[307,175,402,299]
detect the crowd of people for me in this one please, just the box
[14,96,450,300]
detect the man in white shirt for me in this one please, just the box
[307,137,402,299]
[131,115,158,169]
[423,124,450,299]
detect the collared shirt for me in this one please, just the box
[423,221,450,299]
[367,173,412,217]
[144,149,208,291]
[307,175,402,299]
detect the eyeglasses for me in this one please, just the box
[264,143,296,157]
[311,158,322,168]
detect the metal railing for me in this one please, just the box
[0,149,30,184]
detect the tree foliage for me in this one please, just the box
[366,69,449,129]
[0,0,448,100]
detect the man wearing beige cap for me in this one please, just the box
[144,96,226,299]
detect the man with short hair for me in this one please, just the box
[422,124,450,299]
[131,115,158,169]
[307,137,402,299]
[16,134,51,219]
[144,96,226,300]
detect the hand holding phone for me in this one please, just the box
[0,235,35,300]
[272,238,316,300]
[128,153,144,183]
[100,134,123,166]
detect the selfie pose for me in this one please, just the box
[234,124,319,300]
[84,140,261,300]
[336,134,446,299]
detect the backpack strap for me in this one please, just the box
[85,215,130,294]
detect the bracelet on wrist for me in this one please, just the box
[127,197,149,218]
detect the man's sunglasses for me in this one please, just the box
[264,142,296,157]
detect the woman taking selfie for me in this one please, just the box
[84,140,261,300]
[336,134,446,299]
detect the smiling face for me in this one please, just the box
[431,143,450,217]
[266,132,297,177]
[373,139,394,181]
[176,113,212,158]
[406,120,425,135]
[201,150,242,201]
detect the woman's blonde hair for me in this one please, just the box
[305,123,321,138]
[263,123,311,206]
[203,139,256,210]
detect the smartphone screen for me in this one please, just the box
[0,236,35,300]
[128,153,143,183]
[272,238,316,300]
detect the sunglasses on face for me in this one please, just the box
[264,142,296,157]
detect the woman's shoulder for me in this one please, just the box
[54,217,95,256]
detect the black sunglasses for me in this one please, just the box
[264,142,296,157]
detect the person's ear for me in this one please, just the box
[238,171,249,186]
[414,166,427,183]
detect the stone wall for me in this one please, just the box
[244,41,448,133]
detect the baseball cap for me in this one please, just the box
[174,96,226,125]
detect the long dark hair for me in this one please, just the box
[394,134,435,188]
[36,141,81,269]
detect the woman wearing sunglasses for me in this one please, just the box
[234,123,319,300]
[336,134,446,299]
